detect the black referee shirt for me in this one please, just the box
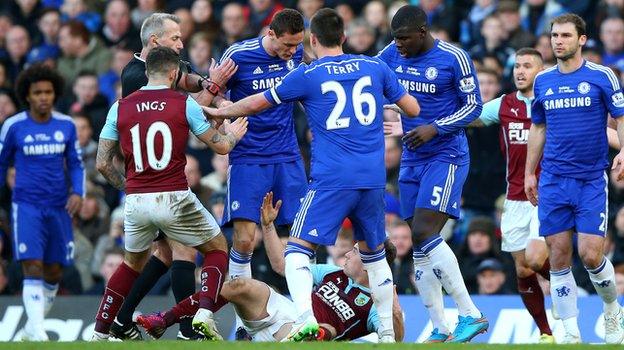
[121,53,190,98]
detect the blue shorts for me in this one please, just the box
[290,188,386,249]
[538,171,608,236]
[398,161,468,220]
[223,160,308,226]
[12,202,74,265]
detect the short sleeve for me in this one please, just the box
[479,96,503,126]
[596,66,624,119]
[531,77,546,124]
[367,304,380,333]
[380,59,407,104]
[264,64,307,105]
[309,264,341,286]
[185,97,211,135]
[100,102,120,140]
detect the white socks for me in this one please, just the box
[586,257,620,315]
[424,236,480,318]
[361,249,395,337]
[229,249,252,279]
[23,279,44,330]
[284,243,315,321]
[550,267,580,336]
[413,251,449,334]
[43,282,58,316]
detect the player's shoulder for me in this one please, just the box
[51,111,75,124]
[584,61,620,89]
[534,65,558,85]
[436,40,474,74]
[377,41,397,58]
[220,37,262,62]
[0,111,28,138]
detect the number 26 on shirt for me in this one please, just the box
[321,76,376,130]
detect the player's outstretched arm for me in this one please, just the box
[394,93,420,118]
[196,117,248,155]
[608,126,621,149]
[202,93,273,120]
[524,123,545,206]
[96,139,126,191]
[260,192,287,276]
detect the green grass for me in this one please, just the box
[0,342,619,350]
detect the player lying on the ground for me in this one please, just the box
[137,192,404,342]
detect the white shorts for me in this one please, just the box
[123,189,221,252]
[500,199,543,252]
[243,287,297,342]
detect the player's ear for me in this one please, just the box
[579,34,587,46]
[340,34,346,46]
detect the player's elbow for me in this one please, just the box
[213,144,231,155]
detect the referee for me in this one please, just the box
[111,13,237,341]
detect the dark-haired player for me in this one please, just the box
[138,192,404,342]
[203,8,420,342]
[91,46,247,341]
[0,64,84,341]
[378,5,486,343]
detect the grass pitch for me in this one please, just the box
[0,342,616,350]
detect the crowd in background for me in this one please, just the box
[2,0,624,300]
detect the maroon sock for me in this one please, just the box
[95,262,140,333]
[199,250,228,311]
[537,259,551,281]
[518,274,552,335]
[165,291,230,326]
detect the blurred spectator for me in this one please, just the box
[385,136,401,195]
[363,1,391,52]
[208,191,227,223]
[186,154,211,207]
[131,0,163,31]
[389,222,416,294]
[5,0,42,38]
[214,3,252,58]
[4,25,31,82]
[0,63,7,89]
[58,71,109,137]
[91,206,124,279]
[0,14,14,52]
[25,45,59,68]
[86,247,124,295]
[76,191,110,245]
[188,32,214,76]
[419,0,458,42]
[611,206,624,270]
[0,89,18,123]
[191,0,220,36]
[385,192,401,226]
[0,262,11,295]
[345,19,377,56]
[174,8,195,47]
[98,46,133,104]
[201,153,229,193]
[72,113,98,182]
[298,0,323,28]
[519,0,566,37]
[58,20,112,86]
[534,33,556,67]
[34,8,62,54]
[335,2,355,28]
[616,272,624,295]
[600,17,624,67]
[461,0,497,48]
[99,0,142,52]
[497,0,536,50]
[430,25,451,42]
[457,217,513,293]
[470,15,514,69]
[72,226,95,292]
[244,0,285,34]
[477,68,502,103]
[60,0,102,33]
[596,0,624,33]
[477,258,514,295]
[582,44,603,65]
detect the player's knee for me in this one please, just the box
[171,244,196,262]
[153,241,173,266]
[21,261,44,278]
[227,277,251,296]
[515,264,534,278]
[232,231,255,253]
[579,249,603,270]
[526,251,547,272]
[43,264,63,283]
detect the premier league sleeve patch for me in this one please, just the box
[459,76,476,93]
[612,92,624,108]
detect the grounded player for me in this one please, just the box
[472,48,554,343]
[203,8,420,342]
[378,5,487,343]
[217,9,308,285]
[91,46,247,341]
[137,192,404,342]
[112,13,237,340]
[526,14,624,344]
[0,64,84,341]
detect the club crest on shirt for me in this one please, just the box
[577,82,590,94]
[354,292,370,306]
[287,59,295,71]
[425,67,438,80]
[459,76,476,93]
[54,131,64,142]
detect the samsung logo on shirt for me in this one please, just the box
[23,143,66,155]
[399,79,436,93]
[252,77,283,90]
[543,97,591,110]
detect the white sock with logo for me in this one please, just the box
[413,250,449,334]
[23,278,45,331]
